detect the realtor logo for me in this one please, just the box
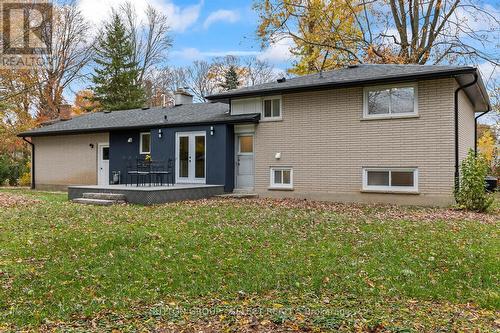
[1,0,52,68]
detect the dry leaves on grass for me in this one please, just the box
[182,197,499,224]
[0,192,40,208]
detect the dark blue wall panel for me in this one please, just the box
[110,124,235,192]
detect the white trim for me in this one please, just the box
[175,131,206,184]
[97,142,110,186]
[234,133,255,191]
[269,167,293,190]
[362,167,418,193]
[139,132,151,155]
[363,83,418,119]
[262,95,282,121]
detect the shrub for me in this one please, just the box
[0,153,29,186]
[19,161,31,186]
[455,149,494,212]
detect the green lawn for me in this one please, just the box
[0,189,498,332]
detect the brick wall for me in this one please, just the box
[252,78,473,206]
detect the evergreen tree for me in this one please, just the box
[91,13,145,111]
[220,65,240,91]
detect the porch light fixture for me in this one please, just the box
[127,138,133,143]
[210,126,214,136]
[158,129,163,139]
[275,152,281,160]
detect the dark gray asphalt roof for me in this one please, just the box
[19,102,259,137]
[206,64,479,99]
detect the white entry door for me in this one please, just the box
[175,132,206,184]
[235,134,254,190]
[98,143,110,185]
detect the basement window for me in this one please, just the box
[140,132,151,154]
[270,167,293,189]
[362,168,418,192]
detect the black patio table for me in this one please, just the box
[126,158,172,186]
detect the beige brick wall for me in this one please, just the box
[458,89,475,163]
[32,133,109,189]
[253,78,474,206]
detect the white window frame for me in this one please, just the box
[362,168,418,193]
[262,96,282,121]
[363,83,418,119]
[139,132,151,154]
[270,167,293,189]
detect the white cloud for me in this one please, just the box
[203,9,239,29]
[257,38,296,63]
[77,0,202,33]
[478,62,499,86]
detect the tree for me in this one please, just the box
[185,60,219,102]
[478,127,498,175]
[72,90,100,114]
[255,0,499,73]
[36,1,93,121]
[120,2,173,84]
[255,0,362,74]
[92,13,145,111]
[243,57,278,86]
[220,65,240,90]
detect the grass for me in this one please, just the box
[0,188,498,332]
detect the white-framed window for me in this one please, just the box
[362,168,418,192]
[363,84,418,118]
[262,96,282,120]
[140,132,151,154]
[270,167,293,189]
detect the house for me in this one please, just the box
[18,64,490,206]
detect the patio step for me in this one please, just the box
[82,192,127,201]
[72,198,124,206]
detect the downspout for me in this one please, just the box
[22,137,35,189]
[454,73,478,193]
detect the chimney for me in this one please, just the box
[174,88,193,106]
[59,104,72,121]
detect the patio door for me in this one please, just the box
[98,143,110,185]
[175,132,206,184]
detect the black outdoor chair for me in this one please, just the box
[150,159,173,186]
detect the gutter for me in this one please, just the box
[454,72,478,193]
[22,137,35,189]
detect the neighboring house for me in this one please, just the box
[19,64,490,206]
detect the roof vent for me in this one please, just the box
[103,109,111,113]
[347,64,359,68]
[277,77,286,83]
[163,115,168,122]
[142,106,150,110]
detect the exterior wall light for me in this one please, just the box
[158,129,163,139]
[275,152,281,160]
[210,126,215,136]
[127,138,133,143]
[89,143,94,149]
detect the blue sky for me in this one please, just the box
[76,0,293,72]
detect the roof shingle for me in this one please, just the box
[19,102,259,137]
[206,64,477,99]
